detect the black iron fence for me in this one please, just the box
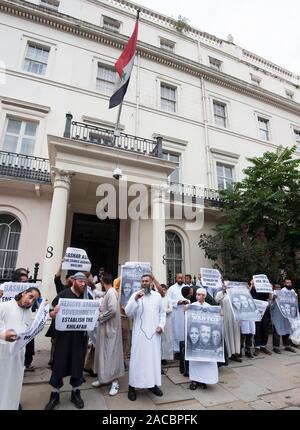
[0,151,51,183]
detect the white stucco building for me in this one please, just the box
[1,0,300,299]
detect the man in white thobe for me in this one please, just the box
[0,287,41,410]
[125,274,166,401]
[167,273,188,354]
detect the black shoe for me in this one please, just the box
[44,392,60,410]
[285,346,297,353]
[230,354,242,363]
[148,385,163,396]
[128,386,137,401]
[161,360,167,366]
[245,351,254,358]
[273,347,281,354]
[71,390,84,409]
[199,383,207,389]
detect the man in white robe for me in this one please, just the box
[167,273,188,354]
[125,274,166,401]
[0,287,41,410]
[187,288,219,390]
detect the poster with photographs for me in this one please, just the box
[253,274,273,294]
[276,289,299,320]
[120,262,151,307]
[185,304,224,363]
[200,268,222,297]
[227,284,257,321]
[253,299,269,322]
[289,318,300,346]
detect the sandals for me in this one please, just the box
[189,381,198,390]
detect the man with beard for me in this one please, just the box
[125,274,166,401]
[167,273,188,357]
[0,287,41,409]
[44,272,93,410]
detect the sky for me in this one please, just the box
[133,0,300,75]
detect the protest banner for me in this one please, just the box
[289,318,300,345]
[55,298,100,331]
[253,299,269,322]
[227,284,257,321]
[253,275,273,294]
[185,304,224,363]
[276,289,299,320]
[0,282,40,303]
[10,299,49,355]
[62,247,91,272]
[226,282,248,289]
[200,268,222,297]
[120,262,151,307]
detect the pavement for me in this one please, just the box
[21,322,300,410]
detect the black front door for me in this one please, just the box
[70,213,120,278]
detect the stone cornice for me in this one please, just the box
[2,0,300,115]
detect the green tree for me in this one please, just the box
[199,146,300,282]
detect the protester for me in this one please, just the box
[44,272,93,410]
[240,281,256,358]
[0,287,41,410]
[54,260,73,294]
[92,274,124,395]
[125,274,166,401]
[250,278,272,356]
[167,273,188,356]
[270,281,297,354]
[160,284,174,366]
[186,288,219,390]
[114,275,130,368]
[215,281,242,362]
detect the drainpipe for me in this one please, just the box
[200,76,213,189]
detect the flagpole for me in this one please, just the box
[112,10,140,145]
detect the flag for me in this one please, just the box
[109,17,139,109]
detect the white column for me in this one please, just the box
[129,219,140,261]
[152,187,166,284]
[42,170,71,301]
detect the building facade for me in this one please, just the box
[0,0,300,299]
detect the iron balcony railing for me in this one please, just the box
[69,121,163,158]
[168,182,222,207]
[0,151,51,183]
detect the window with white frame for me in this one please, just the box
[209,57,222,71]
[161,84,176,112]
[96,64,116,95]
[162,151,180,183]
[102,16,121,33]
[213,101,227,127]
[160,38,175,53]
[40,0,60,10]
[165,231,183,285]
[258,117,270,141]
[23,42,50,75]
[0,214,21,279]
[2,118,38,155]
[294,129,300,150]
[250,74,261,86]
[286,89,294,100]
[217,163,234,190]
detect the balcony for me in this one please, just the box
[0,151,51,183]
[68,120,163,158]
[168,182,222,208]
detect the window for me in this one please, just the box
[258,117,270,141]
[213,101,227,127]
[209,57,222,71]
[286,89,294,100]
[165,231,183,286]
[23,43,50,75]
[0,214,21,280]
[250,74,261,86]
[102,16,121,33]
[162,151,180,183]
[217,163,234,190]
[160,38,175,53]
[2,118,38,155]
[40,0,60,10]
[96,64,115,95]
[161,84,176,112]
[294,129,300,150]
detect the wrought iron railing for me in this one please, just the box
[69,121,163,158]
[0,151,51,183]
[168,182,222,207]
